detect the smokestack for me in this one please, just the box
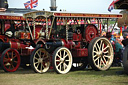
[0,0,8,11]
[50,0,57,11]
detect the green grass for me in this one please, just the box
[0,67,128,85]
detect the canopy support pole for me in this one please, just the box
[49,16,55,39]
[33,18,35,39]
[46,17,49,39]
[26,19,33,40]
[107,19,109,32]
[111,18,117,32]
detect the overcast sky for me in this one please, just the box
[8,0,121,13]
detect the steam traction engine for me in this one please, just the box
[0,13,35,72]
[23,11,122,74]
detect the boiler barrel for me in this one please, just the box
[0,42,10,52]
[0,41,28,53]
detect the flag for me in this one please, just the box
[24,0,38,9]
[108,0,119,12]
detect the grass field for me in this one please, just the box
[0,67,128,85]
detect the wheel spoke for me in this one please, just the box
[36,52,40,58]
[103,51,108,54]
[11,51,13,58]
[59,51,62,58]
[43,56,49,60]
[11,64,15,69]
[103,45,109,51]
[104,55,111,59]
[41,63,43,72]
[93,54,97,58]
[34,57,38,60]
[56,60,60,62]
[63,54,68,59]
[94,45,98,51]
[93,51,97,54]
[64,62,68,67]
[65,59,70,62]
[99,58,102,67]
[42,51,45,58]
[100,40,103,49]
[39,50,41,57]
[7,52,10,58]
[102,55,107,65]
[13,55,17,59]
[96,43,100,51]
[9,64,11,69]
[34,62,38,65]
[14,61,18,63]
[60,63,62,71]
[3,58,9,62]
[94,57,100,62]
[63,63,65,70]
[101,58,106,66]
[57,62,62,68]
[42,63,45,68]
[56,54,61,59]
[102,43,104,51]
[97,57,99,66]
[36,63,40,68]
[63,50,66,58]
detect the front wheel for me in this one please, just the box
[30,47,50,73]
[0,48,20,72]
[52,47,73,74]
[88,37,114,71]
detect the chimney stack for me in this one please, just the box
[0,0,8,11]
[50,0,57,11]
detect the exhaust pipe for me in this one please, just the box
[0,0,8,11]
[50,0,57,11]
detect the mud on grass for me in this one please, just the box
[0,67,128,85]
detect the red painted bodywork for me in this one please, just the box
[72,48,88,57]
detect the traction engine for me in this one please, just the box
[24,11,115,74]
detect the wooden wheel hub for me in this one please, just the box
[38,58,43,63]
[60,58,65,63]
[97,51,102,57]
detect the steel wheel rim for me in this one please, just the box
[55,48,72,74]
[33,48,50,73]
[3,49,20,72]
[92,38,113,70]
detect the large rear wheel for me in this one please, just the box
[123,46,128,74]
[30,47,50,73]
[88,37,114,71]
[0,48,20,72]
[52,47,73,74]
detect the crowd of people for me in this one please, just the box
[101,26,128,66]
